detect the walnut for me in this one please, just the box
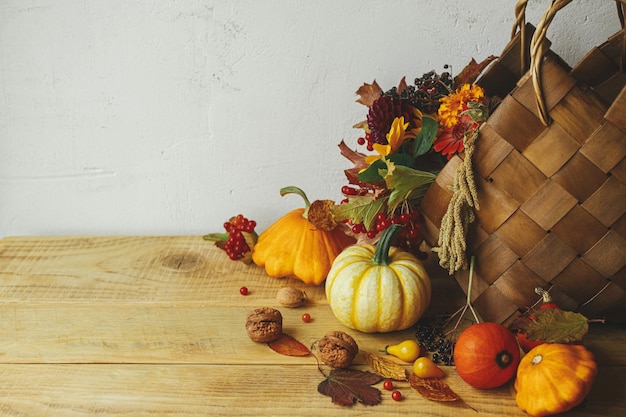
[246,307,283,343]
[317,331,359,368]
[276,287,307,308]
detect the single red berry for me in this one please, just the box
[301,313,311,323]
[383,380,393,391]
[357,137,366,145]
[391,390,402,401]
[341,185,359,196]
[239,286,249,296]
[351,224,364,234]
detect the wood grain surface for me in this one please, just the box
[0,235,624,416]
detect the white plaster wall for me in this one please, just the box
[0,0,619,237]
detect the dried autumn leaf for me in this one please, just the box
[308,199,338,232]
[363,352,408,381]
[409,372,460,402]
[396,76,409,94]
[268,333,311,357]
[338,140,368,173]
[318,369,383,406]
[355,80,383,107]
[454,55,497,86]
[520,308,589,343]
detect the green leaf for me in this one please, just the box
[522,309,589,343]
[461,102,489,123]
[330,195,387,231]
[357,160,386,183]
[357,153,415,183]
[413,116,438,157]
[382,161,437,213]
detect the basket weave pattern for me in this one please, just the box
[421,22,626,325]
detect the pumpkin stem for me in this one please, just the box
[279,186,312,218]
[535,287,552,304]
[372,224,402,266]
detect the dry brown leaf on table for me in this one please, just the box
[363,351,408,381]
[267,334,311,356]
[409,372,460,402]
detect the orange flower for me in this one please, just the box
[438,84,485,128]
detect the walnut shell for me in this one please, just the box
[317,331,359,368]
[246,307,283,343]
[276,287,307,308]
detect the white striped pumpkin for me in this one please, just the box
[325,225,431,333]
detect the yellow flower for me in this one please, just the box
[438,84,485,128]
[364,116,409,166]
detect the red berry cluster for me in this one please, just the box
[356,132,374,151]
[222,214,257,260]
[348,211,421,240]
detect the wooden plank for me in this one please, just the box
[0,235,464,310]
[1,303,623,366]
[0,236,455,304]
[0,236,318,303]
[1,363,624,417]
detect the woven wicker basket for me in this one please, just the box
[421,0,626,325]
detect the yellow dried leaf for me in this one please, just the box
[363,352,408,381]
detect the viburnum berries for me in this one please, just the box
[203,214,258,261]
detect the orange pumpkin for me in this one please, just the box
[515,344,597,417]
[453,322,521,389]
[252,186,355,285]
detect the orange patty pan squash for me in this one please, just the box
[252,186,356,285]
[325,224,431,332]
[515,343,598,417]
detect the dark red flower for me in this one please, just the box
[367,95,418,145]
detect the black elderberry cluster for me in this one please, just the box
[383,68,454,114]
[415,316,456,366]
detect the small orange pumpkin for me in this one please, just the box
[515,343,597,417]
[252,186,355,285]
[453,322,521,389]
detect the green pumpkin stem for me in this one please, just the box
[279,186,312,218]
[372,224,403,266]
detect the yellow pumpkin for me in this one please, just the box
[515,343,598,417]
[325,224,431,332]
[252,186,356,285]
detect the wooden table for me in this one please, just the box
[0,236,624,416]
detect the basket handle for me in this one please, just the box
[529,0,626,125]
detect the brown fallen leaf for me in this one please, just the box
[268,333,311,356]
[363,351,408,381]
[318,368,383,406]
[409,372,460,402]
